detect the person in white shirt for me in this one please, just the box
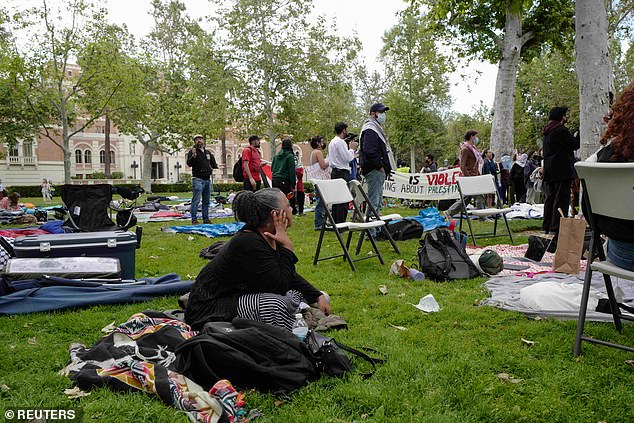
[329,122,358,223]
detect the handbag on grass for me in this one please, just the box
[553,209,587,274]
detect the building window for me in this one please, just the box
[23,141,33,157]
[75,149,83,164]
[84,150,92,164]
[130,143,136,155]
[9,145,19,157]
[100,150,115,164]
[67,70,72,76]
[151,162,164,179]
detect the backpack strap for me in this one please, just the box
[335,341,386,379]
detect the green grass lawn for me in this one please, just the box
[1,195,633,422]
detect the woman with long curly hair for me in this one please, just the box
[588,81,634,271]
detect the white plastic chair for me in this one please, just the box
[313,179,386,271]
[456,174,513,246]
[348,179,401,255]
[573,162,634,355]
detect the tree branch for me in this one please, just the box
[521,30,535,48]
[68,80,123,138]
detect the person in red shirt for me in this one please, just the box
[242,135,262,191]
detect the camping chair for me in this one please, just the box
[573,162,634,355]
[61,184,136,232]
[456,174,513,246]
[313,179,386,271]
[348,179,401,255]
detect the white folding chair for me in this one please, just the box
[313,179,386,271]
[348,179,401,255]
[573,162,634,355]
[456,174,513,246]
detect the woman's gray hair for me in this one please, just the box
[233,188,284,227]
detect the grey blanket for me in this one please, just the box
[482,272,634,322]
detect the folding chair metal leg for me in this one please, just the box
[465,214,477,246]
[355,231,365,255]
[573,258,594,356]
[313,228,326,266]
[332,229,357,271]
[603,273,624,332]
[493,215,498,237]
[365,232,385,265]
[503,214,513,244]
[345,232,354,261]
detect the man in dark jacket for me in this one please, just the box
[186,134,218,224]
[359,103,396,226]
[542,107,580,234]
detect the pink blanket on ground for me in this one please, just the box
[466,244,587,277]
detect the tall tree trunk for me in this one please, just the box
[490,6,523,158]
[141,140,156,194]
[576,0,613,160]
[104,114,111,178]
[62,111,71,184]
[221,127,227,179]
[410,145,416,172]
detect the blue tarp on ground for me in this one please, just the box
[0,273,193,315]
[401,207,450,231]
[163,222,245,238]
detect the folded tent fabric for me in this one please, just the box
[0,273,193,315]
[164,222,245,238]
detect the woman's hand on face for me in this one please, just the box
[316,294,331,315]
[263,210,294,251]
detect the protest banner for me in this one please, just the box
[382,168,462,200]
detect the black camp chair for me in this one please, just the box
[61,184,137,232]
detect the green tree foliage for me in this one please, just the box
[380,7,453,170]
[514,48,578,154]
[7,0,133,183]
[417,0,575,156]
[221,0,360,156]
[0,9,38,150]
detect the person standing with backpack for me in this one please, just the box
[242,135,263,191]
[187,134,218,224]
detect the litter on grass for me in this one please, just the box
[412,294,441,313]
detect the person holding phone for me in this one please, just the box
[185,188,331,331]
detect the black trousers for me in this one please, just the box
[243,179,261,192]
[292,190,304,214]
[330,168,351,224]
[543,179,571,233]
[272,178,291,196]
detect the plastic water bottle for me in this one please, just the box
[292,313,308,341]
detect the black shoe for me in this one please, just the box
[203,220,211,224]
[192,220,199,225]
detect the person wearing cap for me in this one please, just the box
[359,102,396,231]
[329,122,358,223]
[242,135,262,191]
[186,134,218,224]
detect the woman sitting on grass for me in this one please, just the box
[185,188,331,331]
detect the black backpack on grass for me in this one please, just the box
[418,228,482,281]
[379,219,424,241]
[175,318,318,394]
[232,156,244,182]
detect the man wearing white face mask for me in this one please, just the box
[444,129,486,221]
[359,103,396,232]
